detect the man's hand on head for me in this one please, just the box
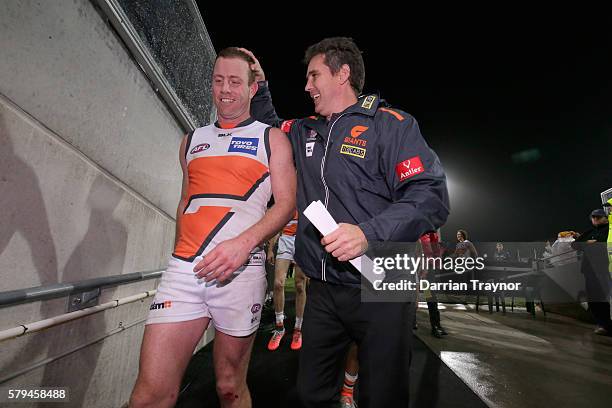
[237,48,266,82]
[321,223,368,262]
[193,237,253,283]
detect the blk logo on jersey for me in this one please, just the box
[228,137,259,156]
[190,143,210,154]
[396,156,425,181]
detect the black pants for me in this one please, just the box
[583,258,611,330]
[428,301,441,328]
[297,279,414,408]
[588,302,612,330]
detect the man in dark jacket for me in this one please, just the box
[572,208,611,335]
[243,38,450,407]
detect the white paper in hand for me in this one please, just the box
[303,200,382,284]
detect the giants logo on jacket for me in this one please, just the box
[395,156,425,181]
[343,125,368,147]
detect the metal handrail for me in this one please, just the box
[0,269,163,308]
[0,290,156,343]
[538,248,579,261]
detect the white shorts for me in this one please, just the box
[276,234,296,261]
[146,252,267,336]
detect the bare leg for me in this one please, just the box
[341,343,359,405]
[344,343,359,376]
[294,265,307,320]
[214,330,257,408]
[273,258,291,317]
[129,318,210,408]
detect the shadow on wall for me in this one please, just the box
[0,111,59,387]
[0,111,58,290]
[38,174,127,407]
[0,110,129,406]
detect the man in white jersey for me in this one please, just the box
[129,47,296,408]
[267,211,308,351]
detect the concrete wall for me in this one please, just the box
[0,1,214,406]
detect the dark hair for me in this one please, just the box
[304,37,365,96]
[457,229,468,240]
[216,47,256,84]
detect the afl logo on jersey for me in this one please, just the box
[228,137,259,156]
[190,143,210,154]
[251,304,262,314]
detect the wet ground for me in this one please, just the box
[176,283,487,407]
[415,302,612,408]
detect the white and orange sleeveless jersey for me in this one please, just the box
[173,118,272,262]
[282,209,298,237]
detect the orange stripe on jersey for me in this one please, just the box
[187,155,269,198]
[174,155,270,261]
[282,223,297,236]
[282,209,298,236]
[379,108,405,121]
[173,206,233,260]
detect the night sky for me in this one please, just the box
[198,5,612,243]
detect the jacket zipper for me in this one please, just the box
[319,112,348,281]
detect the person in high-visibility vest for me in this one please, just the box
[606,200,612,272]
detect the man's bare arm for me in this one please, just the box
[194,128,296,282]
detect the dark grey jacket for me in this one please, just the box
[252,82,450,286]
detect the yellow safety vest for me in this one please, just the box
[608,198,612,272]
